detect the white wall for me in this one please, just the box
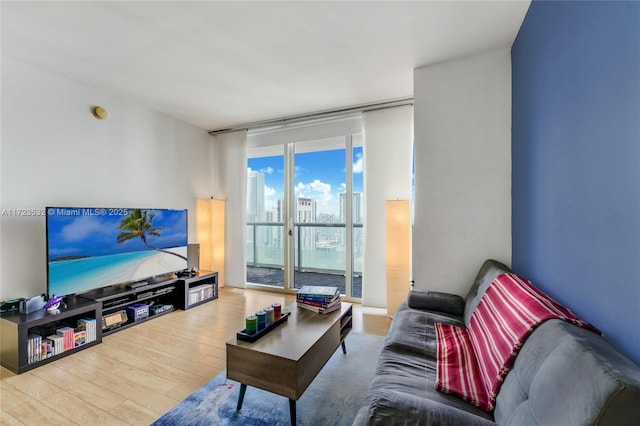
[0,57,213,299]
[412,49,512,296]
[362,105,414,308]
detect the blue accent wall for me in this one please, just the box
[512,0,640,364]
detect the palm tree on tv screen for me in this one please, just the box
[116,209,187,261]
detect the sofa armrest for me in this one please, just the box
[407,290,464,316]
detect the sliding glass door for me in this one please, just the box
[247,135,363,299]
[246,149,286,286]
[293,140,346,293]
[352,140,364,298]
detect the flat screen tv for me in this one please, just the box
[46,207,188,297]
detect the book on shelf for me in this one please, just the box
[27,334,42,364]
[56,326,75,351]
[47,334,64,356]
[77,318,96,343]
[74,330,87,347]
[43,340,50,359]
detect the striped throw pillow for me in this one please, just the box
[434,323,492,411]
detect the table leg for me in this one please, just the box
[237,383,247,410]
[289,399,296,425]
[341,340,347,354]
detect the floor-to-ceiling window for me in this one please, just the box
[352,138,364,298]
[246,131,363,299]
[246,149,285,278]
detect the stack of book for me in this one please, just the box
[296,286,341,314]
[25,318,99,365]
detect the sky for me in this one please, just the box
[248,147,364,217]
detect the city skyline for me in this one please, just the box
[248,147,364,220]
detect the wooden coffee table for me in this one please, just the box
[226,302,353,425]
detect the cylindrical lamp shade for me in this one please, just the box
[386,200,411,316]
[197,198,225,287]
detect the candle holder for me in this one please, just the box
[236,312,290,343]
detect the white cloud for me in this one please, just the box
[260,166,274,174]
[295,179,333,205]
[61,216,111,242]
[295,182,306,193]
[353,153,363,174]
[309,180,331,193]
[265,185,276,197]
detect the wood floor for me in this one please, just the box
[0,288,391,425]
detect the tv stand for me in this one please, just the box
[84,276,180,336]
[0,296,102,374]
[177,271,218,310]
[126,281,149,290]
[1,271,219,373]
[84,271,218,335]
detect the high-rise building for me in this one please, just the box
[270,199,284,252]
[339,192,363,224]
[296,197,316,223]
[276,197,318,222]
[247,168,265,222]
[297,197,316,251]
[338,192,363,246]
[353,192,363,224]
[276,198,284,223]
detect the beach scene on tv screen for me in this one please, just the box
[47,208,187,296]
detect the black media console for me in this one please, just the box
[85,270,218,336]
[0,296,102,374]
[0,271,218,373]
[87,276,179,336]
[177,271,218,310]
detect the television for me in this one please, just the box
[46,207,188,297]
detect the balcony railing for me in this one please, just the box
[246,222,363,275]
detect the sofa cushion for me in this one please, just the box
[354,389,496,426]
[383,301,463,357]
[435,323,492,411]
[355,302,494,424]
[408,290,465,316]
[370,347,493,420]
[494,320,640,425]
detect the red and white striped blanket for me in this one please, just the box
[435,272,600,411]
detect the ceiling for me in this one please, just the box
[1,1,530,131]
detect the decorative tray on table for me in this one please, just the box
[236,312,291,343]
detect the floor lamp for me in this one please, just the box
[197,198,225,287]
[386,200,411,316]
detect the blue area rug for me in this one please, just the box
[152,332,385,426]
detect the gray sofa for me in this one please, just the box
[353,259,640,425]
